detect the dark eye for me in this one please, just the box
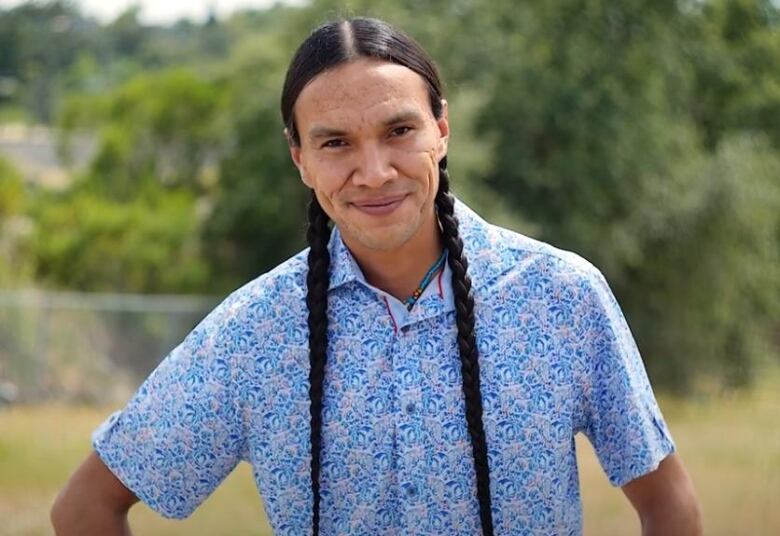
[322,138,346,149]
[391,126,413,137]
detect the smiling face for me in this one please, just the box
[287,58,449,255]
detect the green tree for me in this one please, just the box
[0,156,34,286]
[60,69,226,200]
[622,136,780,389]
[14,0,775,392]
[0,1,100,121]
[473,0,780,389]
[49,68,228,292]
[201,31,309,291]
[29,187,211,293]
[685,0,780,149]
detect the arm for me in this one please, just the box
[621,452,702,536]
[53,288,250,532]
[51,451,140,535]
[573,266,701,534]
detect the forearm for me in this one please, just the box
[639,499,703,536]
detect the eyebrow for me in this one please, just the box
[382,110,425,127]
[308,126,348,142]
[307,109,425,143]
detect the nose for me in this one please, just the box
[352,142,397,187]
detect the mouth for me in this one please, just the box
[350,194,407,216]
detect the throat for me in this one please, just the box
[343,206,445,303]
[354,244,446,304]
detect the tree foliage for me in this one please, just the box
[29,187,211,293]
[1,0,778,391]
[0,156,34,286]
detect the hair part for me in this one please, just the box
[281,17,444,147]
[286,17,494,536]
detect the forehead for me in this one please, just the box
[294,59,433,131]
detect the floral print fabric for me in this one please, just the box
[92,199,675,535]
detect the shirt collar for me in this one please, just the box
[327,224,362,291]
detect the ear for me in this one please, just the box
[284,127,311,188]
[435,99,450,161]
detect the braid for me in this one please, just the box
[305,192,331,536]
[435,157,495,536]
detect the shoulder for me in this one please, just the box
[194,249,311,346]
[454,199,605,295]
[235,249,310,305]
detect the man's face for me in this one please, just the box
[287,58,449,253]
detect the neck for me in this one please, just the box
[345,210,443,301]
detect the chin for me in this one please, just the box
[347,223,420,253]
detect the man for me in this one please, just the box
[51,17,702,536]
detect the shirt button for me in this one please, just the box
[406,484,418,497]
[405,402,416,415]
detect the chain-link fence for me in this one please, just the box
[0,289,220,404]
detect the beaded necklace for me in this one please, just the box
[403,249,447,311]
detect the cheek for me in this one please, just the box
[304,157,351,196]
[399,132,441,171]
[397,148,440,193]
[395,141,437,170]
[426,146,439,169]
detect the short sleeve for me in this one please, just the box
[578,266,676,487]
[92,290,249,519]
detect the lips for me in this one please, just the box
[350,194,407,216]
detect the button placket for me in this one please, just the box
[395,325,427,535]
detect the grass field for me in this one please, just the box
[1,369,778,536]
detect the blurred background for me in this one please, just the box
[0,0,778,534]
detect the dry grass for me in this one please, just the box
[578,366,780,535]
[1,368,778,536]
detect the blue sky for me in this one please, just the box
[0,0,306,24]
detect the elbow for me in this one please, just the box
[50,485,132,535]
[51,451,138,534]
[50,485,91,535]
[626,453,703,536]
[50,487,72,534]
[641,493,703,536]
[678,487,704,536]
[684,495,704,536]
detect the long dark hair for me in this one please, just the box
[281,18,494,536]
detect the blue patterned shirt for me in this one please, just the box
[92,199,676,535]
